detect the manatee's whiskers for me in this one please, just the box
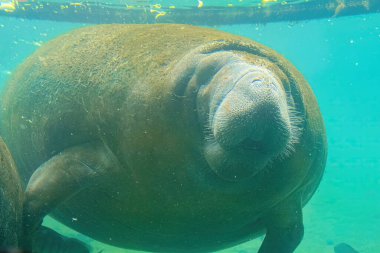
[203,113,215,143]
[276,99,304,161]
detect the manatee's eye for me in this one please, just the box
[195,52,236,87]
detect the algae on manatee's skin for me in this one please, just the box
[0,136,23,248]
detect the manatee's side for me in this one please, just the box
[0,136,23,249]
[0,24,327,253]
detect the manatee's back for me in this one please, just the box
[0,24,255,182]
[0,25,140,181]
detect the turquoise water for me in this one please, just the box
[0,12,380,253]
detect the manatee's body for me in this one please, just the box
[0,25,327,252]
[0,137,23,248]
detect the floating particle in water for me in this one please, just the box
[151,3,161,9]
[155,11,166,20]
[32,41,42,47]
[197,0,204,8]
[349,39,355,44]
[1,70,12,75]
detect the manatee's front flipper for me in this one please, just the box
[258,194,304,253]
[21,141,121,250]
[33,226,90,253]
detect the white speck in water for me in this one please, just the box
[32,41,42,47]
[1,70,12,75]
[72,217,78,222]
[354,62,359,66]
[349,39,355,44]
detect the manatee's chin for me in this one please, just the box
[204,141,271,182]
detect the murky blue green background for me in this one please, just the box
[1,11,379,253]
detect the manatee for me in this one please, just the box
[0,24,327,253]
[0,137,23,249]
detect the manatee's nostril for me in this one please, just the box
[251,79,262,86]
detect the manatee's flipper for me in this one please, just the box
[33,226,90,253]
[21,141,121,250]
[334,243,360,253]
[258,193,304,253]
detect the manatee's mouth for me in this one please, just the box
[238,138,262,151]
[204,113,296,182]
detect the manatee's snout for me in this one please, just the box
[197,53,300,181]
[212,67,291,155]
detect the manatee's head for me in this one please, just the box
[194,51,302,181]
